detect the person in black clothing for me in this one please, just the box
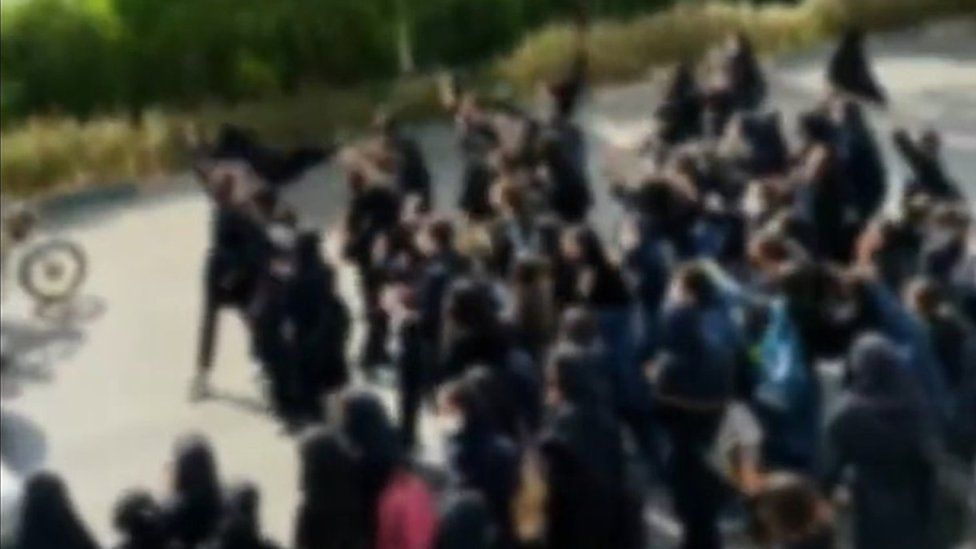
[375,113,433,210]
[208,482,280,549]
[452,94,502,223]
[16,471,100,549]
[719,32,767,111]
[342,166,403,375]
[112,489,171,549]
[206,124,328,189]
[651,265,739,549]
[824,333,938,549]
[653,62,703,148]
[194,173,271,400]
[827,28,887,105]
[337,390,403,543]
[386,283,426,449]
[541,347,645,549]
[892,128,960,200]
[792,110,853,262]
[440,373,521,547]
[294,427,368,549]
[831,100,886,226]
[439,277,511,383]
[162,433,223,548]
[539,129,592,224]
[248,231,302,428]
[286,232,349,425]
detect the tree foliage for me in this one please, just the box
[0,0,676,123]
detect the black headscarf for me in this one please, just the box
[113,489,169,549]
[339,390,402,536]
[210,482,278,549]
[16,471,100,549]
[295,428,366,549]
[827,28,887,105]
[164,433,222,547]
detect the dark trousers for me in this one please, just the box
[399,372,422,449]
[662,411,724,549]
[358,267,389,376]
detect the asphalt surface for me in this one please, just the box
[1,20,974,548]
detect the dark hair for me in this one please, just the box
[166,433,223,546]
[559,306,599,346]
[674,262,717,305]
[442,368,497,433]
[339,390,401,485]
[547,346,601,407]
[426,216,456,249]
[173,433,220,498]
[565,225,610,269]
[446,278,498,331]
[113,489,167,547]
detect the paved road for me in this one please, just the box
[1,21,974,547]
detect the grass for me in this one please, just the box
[1,0,973,198]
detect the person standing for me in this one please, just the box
[824,333,938,549]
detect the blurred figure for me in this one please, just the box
[338,391,438,549]
[541,347,644,549]
[719,32,767,111]
[749,472,834,549]
[208,482,279,549]
[439,372,520,546]
[375,113,433,210]
[15,471,99,549]
[112,489,171,549]
[434,490,496,549]
[294,428,367,549]
[893,128,960,199]
[162,434,223,548]
[825,333,938,549]
[827,28,887,105]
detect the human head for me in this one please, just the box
[338,390,400,478]
[920,128,941,157]
[904,277,943,318]
[17,471,94,549]
[445,278,498,332]
[558,306,600,347]
[848,332,916,404]
[171,433,220,499]
[560,225,605,267]
[750,472,830,545]
[669,262,717,306]
[113,489,166,545]
[418,216,455,257]
[546,346,601,408]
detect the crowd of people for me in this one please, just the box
[9,19,976,549]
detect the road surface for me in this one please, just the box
[1,20,974,547]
